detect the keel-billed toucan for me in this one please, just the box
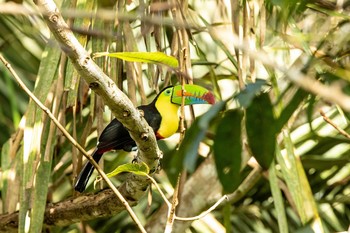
[74,84,215,192]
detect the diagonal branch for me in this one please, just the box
[34,0,162,190]
[0,54,147,232]
[0,0,164,229]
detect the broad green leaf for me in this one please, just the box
[213,109,242,193]
[93,51,179,68]
[105,162,150,178]
[182,101,226,173]
[246,93,276,169]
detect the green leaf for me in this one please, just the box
[246,93,276,169]
[1,140,11,210]
[93,51,179,68]
[269,160,288,233]
[19,44,61,233]
[223,203,232,233]
[168,101,226,180]
[213,109,243,193]
[236,79,267,108]
[182,101,226,173]
[105,162,150,178]
[277,131,324,230]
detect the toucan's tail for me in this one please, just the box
[74,149,103,193]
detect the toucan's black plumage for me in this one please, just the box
[74,85,214,192]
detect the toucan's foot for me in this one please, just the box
[132,155,139,164]
[149,159,162,174]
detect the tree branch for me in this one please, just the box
[0,54,147,232]
[0,159,218,231]
[34,0,162,190]
[0,0,163,230]
[0,156,259,231]
[0,185,135,232]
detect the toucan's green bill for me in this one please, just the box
[171,84,215,105]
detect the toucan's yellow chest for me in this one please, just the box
[155,96,180,139]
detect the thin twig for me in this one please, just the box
[0,54,147,233]
[174,195,228,221]
[146,174,228,222]
[225,166,262,205]
[320,109,350,140]
[146,175,172,207]
[165,175,180,233]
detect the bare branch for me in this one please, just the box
[320,109,350,140]
[175,195,228,221]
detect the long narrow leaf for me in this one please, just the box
[20,44,61,233]
[277,131,326,232]
[269,160,288,233]
[93,51,179,68]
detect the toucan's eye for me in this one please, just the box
[165,89,172,95]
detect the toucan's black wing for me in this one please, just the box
[97,118,136,152]
[74,118,135,193]
[98,104,162,151]
[75,103,162,193]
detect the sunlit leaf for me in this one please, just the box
[105,162,150,178]
[93,51,179,68]
[21,44,61,233]
[277,131,324,231]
